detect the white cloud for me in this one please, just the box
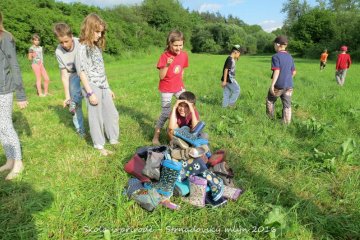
[56,0,143,8]
[258,19,282,32]
[199,3,223,13]
[228,0,245,6]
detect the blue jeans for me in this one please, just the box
[222,80,240,107]
[70,76,85,134]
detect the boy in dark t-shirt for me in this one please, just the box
[221,45,241,108]
[266,36,296,124]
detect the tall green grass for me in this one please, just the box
[0,51,359,240]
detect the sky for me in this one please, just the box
[57,0,319,32]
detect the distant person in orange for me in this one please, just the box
[335,46,351,86]
[320,49,328,71]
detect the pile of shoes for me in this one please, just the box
[124,121,244,211]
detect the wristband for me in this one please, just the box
[86,91,94,98]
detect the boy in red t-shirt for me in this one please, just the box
[335,46,351,86]
[152,30,189,145]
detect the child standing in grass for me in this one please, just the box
[320,49,328,71]
[266,36,296,124]
[0,11,28,180]
[75,13,119,156]
[152,30,189,145]
[28,34,50,97]
[335,46,351,86]
[53,23,85,137]
[221,44,241,108]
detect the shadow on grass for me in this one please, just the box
[13,111,32,137]
[0,180,53,239]
[116,104,155,142]
[198,95,222,106]
[231,155,360,239]
[48,105,93,147]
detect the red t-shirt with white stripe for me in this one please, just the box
[157,50,188,92]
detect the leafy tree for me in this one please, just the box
[0,0,277,55]
[328,0,360,11]
[282,0,312,32]
[291,9,336,43]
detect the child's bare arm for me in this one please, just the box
[79,71,98,105]
[159,57,174,79]
[270,70,280,95]
[186,101,199,130]
[27,51,33,61]
[167,100,182,140]
[222,68,229,87]
[60,69,70,107]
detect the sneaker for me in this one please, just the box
[69,101,77,115]
[205,193,227,208]
[77,131,86,138]
[110,140,119,145]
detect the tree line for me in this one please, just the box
[0,0,275,55]
[279,0,360,60]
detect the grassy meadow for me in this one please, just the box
[1,49,359,240]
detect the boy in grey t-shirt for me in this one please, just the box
[53,23,85,136]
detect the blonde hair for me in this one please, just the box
[79,13,106,49]
[32,33,40,41]
[166,30,184,51]
[53,22,72,38]
[0,12,13,40]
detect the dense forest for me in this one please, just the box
[0,0,275,55]
[0,0,359,60]
[279,0,360,60]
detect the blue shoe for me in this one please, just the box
[205,192,227,208]
[173,180,190,196]
[174,126,209,147]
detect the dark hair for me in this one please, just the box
[231,44,241,53]
[179,91,196,105]
[274,35,288,45]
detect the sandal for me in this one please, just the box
[212,161,235,187]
